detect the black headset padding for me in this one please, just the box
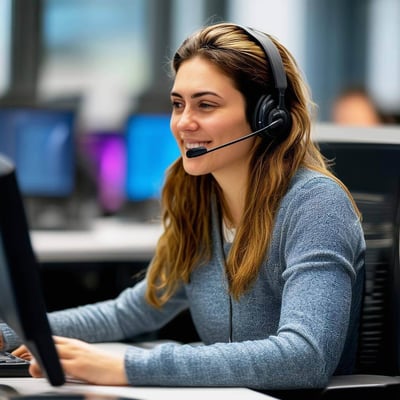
[253,94,292,143]
[238,26,292,141]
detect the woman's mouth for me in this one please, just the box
[185,141,211,151]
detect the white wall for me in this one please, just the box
[171,0,207,52]
[0,0,11,96]
[226,0,307,72]
[368,0,400,112]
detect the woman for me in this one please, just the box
[1,22,365,390]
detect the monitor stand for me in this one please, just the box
[23,196,98,231]
[23,161,100,231]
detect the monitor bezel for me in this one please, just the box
[0,154,65,386]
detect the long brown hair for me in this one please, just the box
[146,22,360,307]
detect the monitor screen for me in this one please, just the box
[125,113,180,201]
[0,154,65,386]
[79,132,126,214]
[0,106,75,197]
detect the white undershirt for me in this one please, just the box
[222,221,237,243]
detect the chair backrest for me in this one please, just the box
[318,141,400,376]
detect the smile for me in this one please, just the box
[185,141,211,150]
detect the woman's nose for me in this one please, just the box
[176,108,198,131]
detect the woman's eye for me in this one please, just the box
[171,101,183,109]
[199,102,214,109]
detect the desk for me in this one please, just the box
[30,218,163,263]
[0,378,276,399]
[0,342,276,399]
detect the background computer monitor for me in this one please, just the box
[122,113,180,222]
[125,113,180,202]
[0,106,75,197]
[0,154,65,386]
[79,131,126,215]
[0,106,100,230]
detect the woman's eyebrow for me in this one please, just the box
[170,91,221,99]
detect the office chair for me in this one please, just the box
[319,141,400,398]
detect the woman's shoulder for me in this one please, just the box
[279,168,362,240]
[285,167,353,210]
[289,167,342,193]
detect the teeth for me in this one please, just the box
[185,142,209,149]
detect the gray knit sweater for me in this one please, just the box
[1,168,366,390]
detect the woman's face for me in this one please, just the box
[170,56,256,179]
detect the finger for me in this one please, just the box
[53,335,70,343]
[18,352,33,361]
[11,345,31,359]
[53,336,85,348]
[28,359,44,378]
[11,345,26,356]
[53,335,83,343]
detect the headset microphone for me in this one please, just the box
[186,119,282,158]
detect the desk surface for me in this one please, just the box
[0,377,275,400]
[31,218,163,263]
[0,342,276,399]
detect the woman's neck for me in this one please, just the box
[211,146,254,227]
[214,169,248,228]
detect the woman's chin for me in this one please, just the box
[182,160,210,176]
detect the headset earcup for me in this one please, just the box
[253,94,292,142]
[268,108,292,142]
[253,94,275,131]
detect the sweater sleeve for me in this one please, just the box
[1,279,188,351]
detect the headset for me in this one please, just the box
[239,25,292,143]
[185,24,294,159]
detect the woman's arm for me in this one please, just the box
[1,279,188,351]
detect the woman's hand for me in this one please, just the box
[23,336,128,386]
[11,344,33,360]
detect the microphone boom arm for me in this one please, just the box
[186,119,281,158]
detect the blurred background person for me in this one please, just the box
[330,87,383,126]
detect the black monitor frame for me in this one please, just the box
[0,154,65,386]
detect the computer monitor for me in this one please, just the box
[79,132,126,214]
[0,154,65,386]
[0,106,75,197]
[125,113,180,202]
